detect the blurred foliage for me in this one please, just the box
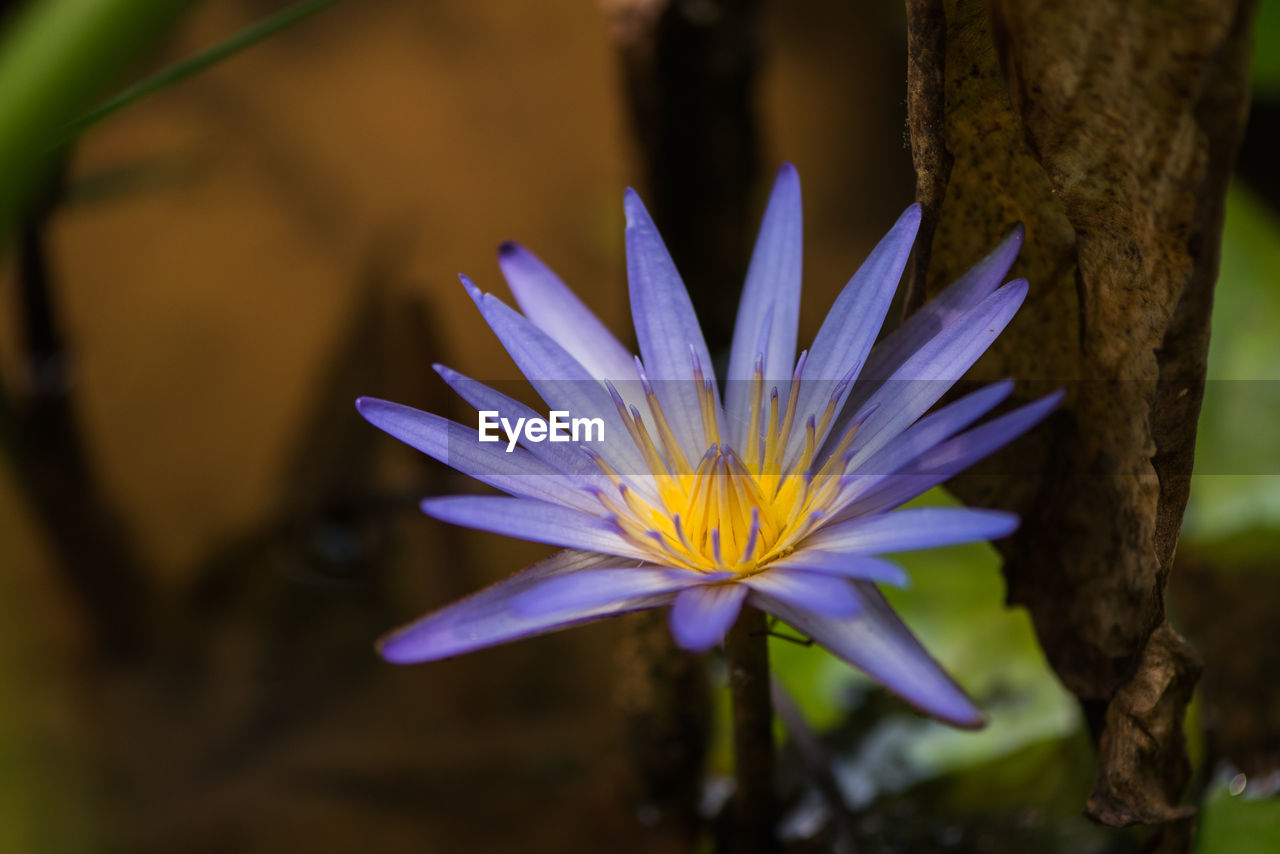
[1253,0,1280,98]
[1181,180,1280,851]
[0,0,192,231]
[1197,783,1280,853]
[0,485,98,852]
[59,0,340,146]
[1183,185,1280,544]
[0,0,338,235]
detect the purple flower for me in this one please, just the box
[357,164,1059,728]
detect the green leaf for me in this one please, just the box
[0,0,340,234]
[0,0,193,231]
[1253,0,1280,98]
[1184,184,1280,542]
[1196,783,1280,853]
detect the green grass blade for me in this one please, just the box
[0,0,194,232]
[59,0,341,146]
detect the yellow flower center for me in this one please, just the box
[590,356,861,574]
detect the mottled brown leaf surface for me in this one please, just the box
[905,0,1255,833]
[1087,623,1202,827]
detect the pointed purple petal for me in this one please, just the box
[726,164,802,434]
[420,495,645,560]
[668,582,748,652]
[839,390,1063,519]
[742,568,860,617]
[769,550,910,587]
[498,242,638,385]
[843,379,1013,477]
[378,550,664,663]
[839,280,1029,469]
[858,225,1023,388]
[356,397,598,513]
[624,189,723,456]
[804,508,1019,554]
[433,364,598,476]
[750,582,984,728]
[512,566,704,617]
[462,278,648,475]
[784,205,920,462]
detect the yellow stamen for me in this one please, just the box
[743,357,766,470]
[590,354,855,576]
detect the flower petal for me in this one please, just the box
[750,583,984,728]
[804,508,1019,554]
[845,379,1013,478]
[497,241,638,385]
[512,566,704,617]
[785,204,920,462]
[858,225,1023,389]
[838,390,1063,520]
[838,279,1028,469]
[378,550,664,663]
[433,364,599,476]
[726,164,802,436]
[742,568,860,617]
[668,582,749,652]
[356,397,599,513]
[420,495,646,560]
[768,550,910,587]
[624,188,723,457]
[462,277,649,477]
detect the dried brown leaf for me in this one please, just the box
[905,0,1255,832]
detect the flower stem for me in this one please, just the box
[724,608,777,853]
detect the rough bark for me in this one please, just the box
[903,0,1255,836]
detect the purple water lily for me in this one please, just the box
[358,164,1059,728]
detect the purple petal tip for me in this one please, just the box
[376,623,434,664]
[354,396,379,418]
[998,278,1030,305]
[622,187,649,226]
[355,396,411,430]
[376,636,414,665]
[768,163,802,205]
[952,710,988,730]
[458,273,482,301]
[773,163,800,191]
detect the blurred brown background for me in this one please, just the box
[0,2,916,851]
